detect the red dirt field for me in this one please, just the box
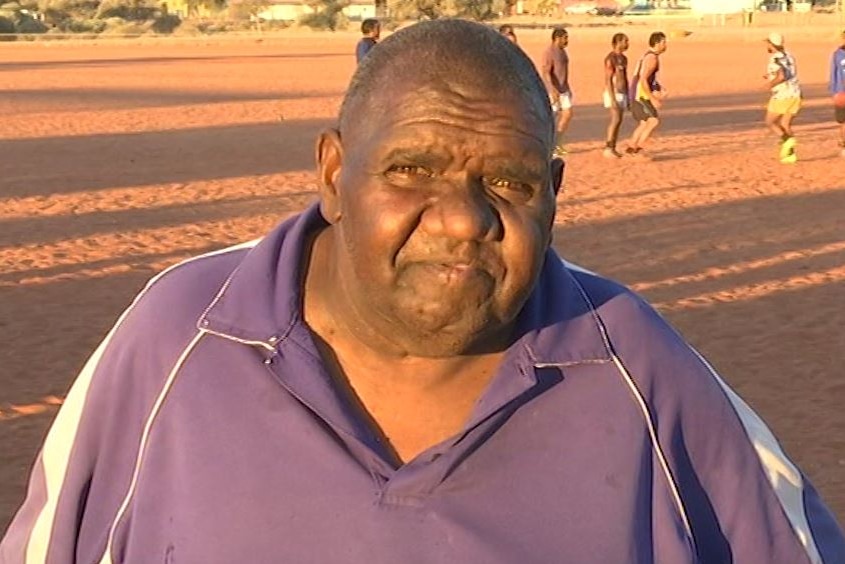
[1,26,844,534]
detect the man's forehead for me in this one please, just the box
[370,79,547,130]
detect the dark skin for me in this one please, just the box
[604,36,629,150]
[304,73,564,464]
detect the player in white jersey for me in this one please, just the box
[763,33,801,164]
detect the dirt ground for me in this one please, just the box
[1,24,844,535]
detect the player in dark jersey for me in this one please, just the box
[356,19,380,64]
[603,33,629,158]
[627,32,668,159]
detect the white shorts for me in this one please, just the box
[551,92,573,112]
[603,90,628,109]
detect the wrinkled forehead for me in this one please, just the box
[345,83,552,175]
[348,67,552,145]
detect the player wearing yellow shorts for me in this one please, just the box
[764,33,802,164]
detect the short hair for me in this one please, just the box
[649,31,666,47]
[499,24,514,35]
[551,27,567,41]
[361,18,379,35]
[611,32,627,46]
[340,20,553,146]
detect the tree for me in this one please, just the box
[387,0,446,19]
[452,0,504,19]
[299,0,348,30]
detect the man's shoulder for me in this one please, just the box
[561,262,686,352]
[124,241,257,335]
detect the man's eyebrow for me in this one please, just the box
[380,147,450,167]
[486,160,546,182]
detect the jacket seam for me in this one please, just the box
[97,330,206,564]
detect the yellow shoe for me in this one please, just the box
[780,152,798,164]
[779,137,796,159]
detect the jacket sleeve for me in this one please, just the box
[0,269,204,564]
[599,292,845,563]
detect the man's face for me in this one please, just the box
[655,39,667,54]
[767,41,777,54]
[373,23,381,39]
[840,32,845,48]
[620,37,629,52]
[558,33,569,48]
[320,80,560,356]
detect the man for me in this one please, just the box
[830,30,845,157]
[541,27,572,157]
[3,20,844,564]
[764,32,801,164]
[356,18,380,64]
[627,31,667,158]
[498,23,517,44]
[603,32,629,158]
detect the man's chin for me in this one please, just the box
[391,312,509,357]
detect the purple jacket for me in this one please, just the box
[3,204,844,563]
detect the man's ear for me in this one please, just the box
[316,128,344,224]
[550,157,565,196]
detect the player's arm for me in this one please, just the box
[831,52,842,94]
[767,65,786,89]
[540,53,559,101]
[604,55,615,94]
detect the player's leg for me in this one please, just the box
[765,110,786,138]
[780,110,796,139]
[627,100,647,153]
[629,100,659,156]
[779,100,799,163]
[605,104,623,158]
[839,123,845,157]
[637,116,660,148]
[555,93,573,154]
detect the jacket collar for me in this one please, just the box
[199,203,612,366]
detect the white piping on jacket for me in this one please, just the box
[98,330,205,564]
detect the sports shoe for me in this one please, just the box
[779,136,796,160]
[603,147,623,159]
[780,153,798,165]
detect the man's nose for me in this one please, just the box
[420,179,501,242]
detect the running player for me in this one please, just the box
[830,30,845,157]
[541,27,573,157]
[764,32,801,164]
[627,32,667,159]
[603,33,629,158]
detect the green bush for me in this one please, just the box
[0,13,15,32]
[14,12,48,31]
[60,16,105,30]
[299,0,348,30]
[95,0,157,21]
[151,11,178,31]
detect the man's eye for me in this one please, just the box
[386,165,433,178]
[484,177,532,194]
